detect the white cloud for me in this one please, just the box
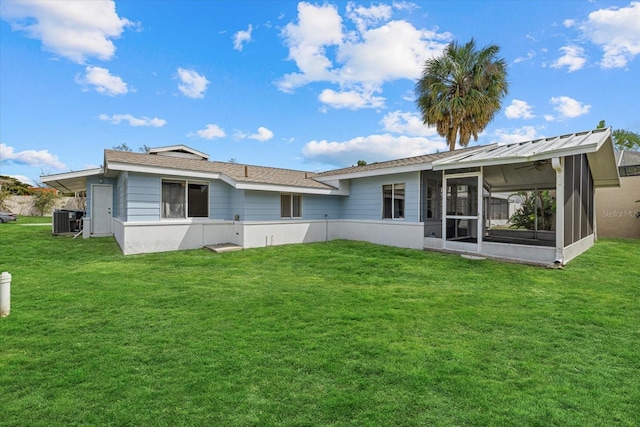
[249,127,274,142]
[392,1,419,12]
[177,68,209,99]
[505,100,535,119]
[550,45,587,72]
[99,114,166,127]
[563,19,576,28]
[9,174,35,186]
[278,2,344,93]
[544,114,555,122]
[277,2,451,109]
[233,24,253,51]
[0,143,66,170]
[491,126,540,145]
[549,96,591,118]
[380,110,438,137]
[191,124,226,139]
[337,20,450,85]
[513,50,536,64]
[0,0,133,63]
[346,2,392,33]
[76,66,128,96]
[579,2,640,68]
[318,88,385,109]
[302,134,447,167]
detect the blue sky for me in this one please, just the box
[1,0,639,186]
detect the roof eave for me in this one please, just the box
[40,168,104,193]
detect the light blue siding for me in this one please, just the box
[87,170,422,225]
[126,173,161,221]
[342,172,421,222]
[210,180,232,219]
[116,172,127,220]
[243,191,343,221]
[230,188,245,220]
[302,194,343,220]
[244,191,280,221]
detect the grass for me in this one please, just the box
[0,217,639,426]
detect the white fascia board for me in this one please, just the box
[236,181,349,195]
[41,167,104,181]
[314,163,434,182]
[433,144,601,171]
[107,162,222,181]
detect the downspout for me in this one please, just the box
[552,157,564,264]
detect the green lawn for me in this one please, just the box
[1,218,639,426]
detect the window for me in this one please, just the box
[188,183,209,217]
[383,183,405,219]
[162,180,209,219]
[489,198,509,220]
[281,193,302,218]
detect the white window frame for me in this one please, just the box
[382,183,405,220]
[161,179,210,219]
[281,193,303,219]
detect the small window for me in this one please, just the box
[188,183,209,217]
[383,183,405,219]
[162,180,186,218]
[281,193,302,218]
[162,180,209,219]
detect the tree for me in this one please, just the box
[112,143,133,152]
[415,38,508,151]
[356,160,367,166]
[597,120,640,151]
[0,175,32,195]
[32,189,59,216]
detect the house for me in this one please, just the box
[595,150,640,239]
[41,128,620,265]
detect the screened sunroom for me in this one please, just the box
[421,128,620,265]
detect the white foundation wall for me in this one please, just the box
[242,220,330,248]
[481,241,556,265]
[111,218,425,254]
[115,220,236,255]
[332,220,424,250]
[562,234,595,264]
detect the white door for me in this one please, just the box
[92,184,113,236]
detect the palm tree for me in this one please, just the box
[415,38,508,151]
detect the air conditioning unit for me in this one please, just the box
[53,210,71,234]
[52,209,85,234]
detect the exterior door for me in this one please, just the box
[442,172,482,253]
[92,184,113,236]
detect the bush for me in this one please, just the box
[509,190,555,231]
[32,190,59,216]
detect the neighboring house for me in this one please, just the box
[41,128,619,265]
[595,150,640,239]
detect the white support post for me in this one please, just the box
[0,271,11,317]
[552,157,565,264]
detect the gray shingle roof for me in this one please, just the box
[105,150,333,190]
[314,144,486,178]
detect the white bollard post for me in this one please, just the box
[0,271,11,317]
